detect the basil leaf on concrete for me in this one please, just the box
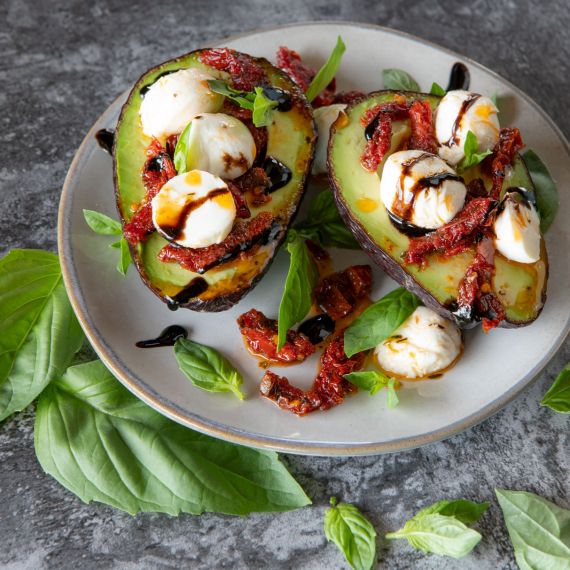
[306,36,346,103]
[35,360,311,515]
[523,149,559,232]
[174,338,244,400]
[344,288,420,357]
[417,499,490,525]
[383,69,420,92]
[541,364,570,413]
[83,209,122,235]
[496,489,570,569]
[0,250,84,421]
[324,498,377,570]
[457,130,492,173]
[430,82,446,96]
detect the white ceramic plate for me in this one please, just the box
[59,22,570,456]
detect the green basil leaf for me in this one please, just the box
[496,489,570,569]
[386,513,482,559]
[174,338,244,400]
[295,190,360,249]
[417,499,490,525]
[387,377,399,409]
[324,498,377,570]
[83,209,122,235]
[277,231,319,350]
[344,288,420,357]
[34,360,310,515]
[541,364,570,413]
[306,36,346,103]
[523,149,559,233]
[252,87,278,127]
[116,237,132,276]
[207,79,255,110]
[429,82,446,96]
[383,69,421,92]
[344,370,390,395]
[173,120,192,174]
[109,240,122,249]
[456,130,493,173]
[0,250,84,421]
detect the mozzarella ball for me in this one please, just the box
[139,68,223,139]
[151,170,236,249]
[312,104,346,175]
[380,150,467,229]
[375,306,462,379]
[180,113,256,180]
[435,90,499,165]
[494,190,541,263]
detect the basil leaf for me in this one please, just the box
[417,499,490,525]
[252,87,278,127]
[174,338,244,400]
[109,240,122,249]
[523,149,559,233]
[0,250,84,421]
[456,130,493,173]
[386,513,482,559]
[277,231,319,350]
[116,237,132,276]
[83,209,122,235]
[541,364,570,413]
[173,120,192,174]
[35,360,310,515]
[387,377,399,409]
[344,370,390,395]
[324,498,377,570]
[295,190,360,249]
[207,79,255,110]
[344,288,420,357]
[429,82,446,96]
[496,489,570,569]
[306,36,346,103]
[383,69,420,92]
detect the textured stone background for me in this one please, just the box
[1,0,569,568]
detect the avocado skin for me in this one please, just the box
[328,90,548,329]
[113,49,317,312]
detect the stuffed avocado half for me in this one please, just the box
[328,90,547,329]
[113,48,317,312]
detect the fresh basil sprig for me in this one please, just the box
[324,497,377,570]
[523,149,559,233]
[541,364,570,413]
[456,130,493,173]
[207,79,255,109]
[306,36,346,103]
[252,86,278,127]
[173,120,192,173]
[344,288,420,357]
[344,371,400,409]
[295,189,360,249]
[277,230,319,350]
[383,69,421,92]
[35,360,310,515]
[174,338,244,400]
[429,82,446,96]
[496,489,570,568]
[0,250,84,421]
[386,499,487,558]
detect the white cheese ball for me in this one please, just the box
[375,306,462,379]
[494,190,541,263]
[180,113,256,180]
[435,90,500,165]
[151,170,236,249]
[139,68,223,140]
[312,103,346,175]
[380,150,467,229]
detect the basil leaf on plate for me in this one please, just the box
[344,288,420,357]
[429,82,446,96]
[523,149,559,232]
[207,79,255,110]
[496,489,570,569]
[386,512,482,559]
[0,250,84,421]
[35,360,310,515]
[277,230,319,350]
[83,209,122,235]
[173,120,192,174]
[383,69,420,92]
[456,130,493,173]
[295,190,360,249]
[306,36,346,103]
[344,371,400,408]
[324,497,377,570]
[116,237,132,276]
[252,87,278,127]
[541,364,570,413]
[386,378,399,409]
[416,499,490,526]
[174,338,244,400]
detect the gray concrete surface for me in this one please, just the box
[1,0,569,568]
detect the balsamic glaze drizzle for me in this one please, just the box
[298,314,335,345]
[95,129,114,154]
[446,62,471,92]
[166,277,209,311]
[261,87,293,111]
[140,70,178,97]
[136,325,187,348]
[263,156,292,193]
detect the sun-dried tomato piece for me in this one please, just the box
[486,127,524,200]
[199,48,266,91]
[259,372,321,416]
[315,265,373,319]
[466,177,488,199]
[237,309,315,364]
[408,100,437,154]
[158,212,275,273]
[226,181,251,219]
[165,134,178,159]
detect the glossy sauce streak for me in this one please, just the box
[263,156,292,193]
[262,87,293,111]
[136,325,187,348]
[387,210,430,237]
[167,277,209,310]
[445,93,480,147]
[446,62,471,91]
[499,186,537,212]
[140,70,178,97]
[95,129,114,154]
[297,314,335,345]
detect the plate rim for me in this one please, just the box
[58,20,570,456]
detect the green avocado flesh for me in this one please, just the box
[114,50,316,311]
[329,90,547,328]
